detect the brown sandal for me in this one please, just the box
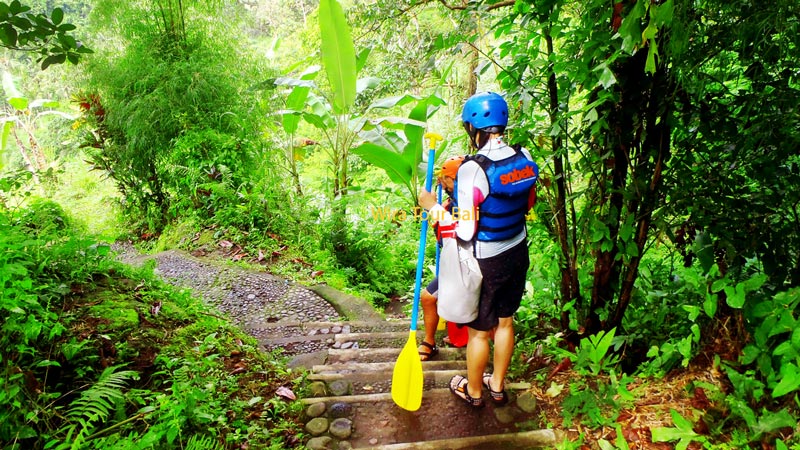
[418,341,439,361]
[449,375,484,408]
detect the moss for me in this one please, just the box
[153,218,201,252]
[87,293,140,331]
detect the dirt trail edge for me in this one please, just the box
[113,244,561,449]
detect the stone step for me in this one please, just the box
[307,369,466,396]
[327,347,465,364]
[311,359,467,375]
[256,327,456,358]
[301,384,534,405]
[247,321,394,342]
[334,331,411,348]
[308,368,465,383]
[305,370,534,397]
[300,387,551,449]
[361,429,560,450]
[248,320,417,333]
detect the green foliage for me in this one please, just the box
[714,287,800,443]
[0,191,303,449]
[542,328,635,428]
[0,1,92,69]
[165,128,257,222]
[57,366,140,449]
[559,371,636,429]
[574,328,619,376]
[651,409,707,450]
[14,196,74,235]
[352,93,448,207]
[319,209,416,307]
[81,0,277,233]
[319,0,356,114]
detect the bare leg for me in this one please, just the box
[489,316,514,390]
[466,327,490,398]
[418,289,438,359]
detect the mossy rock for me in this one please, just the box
[87,294,140,331]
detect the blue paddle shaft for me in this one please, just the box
[410,147,436,331]
[435,184,442,277]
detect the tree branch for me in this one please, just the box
[436,0,516,10]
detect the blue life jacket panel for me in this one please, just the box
[467,146,538,242]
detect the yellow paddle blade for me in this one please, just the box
[391,331,423,411]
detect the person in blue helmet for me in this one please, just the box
[418,92,538,408]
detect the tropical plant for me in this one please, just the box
[0,1,91,69]
[0,70,75,182]
[80,0,276,233]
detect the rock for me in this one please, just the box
[329,418,353,439]
[309,381,327,397]
[331,325,342,333]
[340,341,353,349]
[306,402,326,418]
[328,380,350,396]
[305,417,329,436]
[369,438,379,445]
[494,406,519,424]
[306,436,333,450]
[328,402,352,418]
[516,391,537,413]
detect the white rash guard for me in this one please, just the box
[428,137,533,259]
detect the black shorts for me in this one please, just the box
[425,278,439,297]
[466,241,529,331]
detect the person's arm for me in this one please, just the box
[454,161,487,241]
[419,191,449,226]
[522,147,537,210]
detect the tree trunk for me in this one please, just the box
[544,29,581,331]
[12,129,39,184]
[467,45,478,97]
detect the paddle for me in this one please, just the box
[434,183,447,332]
[435,183,442,277]
[391,131,442,411]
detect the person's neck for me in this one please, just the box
[478,135,506,152]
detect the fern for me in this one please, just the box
[57,365,139,450]
[186,434,224,450]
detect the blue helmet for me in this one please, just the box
[461,92,508,130]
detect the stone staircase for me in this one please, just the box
[256,319,560,450]
[113,246,560,449]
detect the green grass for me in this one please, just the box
[49,159,125,241]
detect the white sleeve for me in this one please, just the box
[521,147,534,161]
[454,160,489,241]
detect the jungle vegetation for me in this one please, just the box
[1,0,798,448]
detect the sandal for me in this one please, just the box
[449,375,484,408]
[482,373,508,406]
[418,341,439,361]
